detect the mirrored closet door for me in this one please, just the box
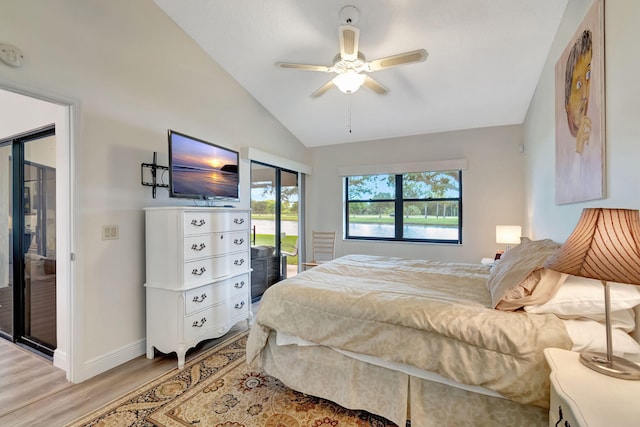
[0,125,57,358]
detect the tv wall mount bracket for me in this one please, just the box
[141,152,168,199]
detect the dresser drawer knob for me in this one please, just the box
[190,219,206,227]
[191,267,206,276]
[234,301,245,309]
[234,281,245,289]
[234,238,244,245]
[192,293,207,303]
[233,218,245,225]
[192,317,207,328]
[191,243,206,251]
[233,258,245,266]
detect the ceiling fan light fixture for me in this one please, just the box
[332,71,366,94]
[275,5,427,98]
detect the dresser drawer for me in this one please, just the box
[184,305,228,342]
[183,211,249,235]
[184,294,249,343]
[184,274,249,315]
[228,292,249,320]
[183,252,249,286]
[183,231,249,261]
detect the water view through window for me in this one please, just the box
[348,223,458,240]
[345,171,462,243]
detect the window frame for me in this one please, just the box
[344,170,463,244]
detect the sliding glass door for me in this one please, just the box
[279,169,299,278]
[250,164,277,249]
[249,162,300,299]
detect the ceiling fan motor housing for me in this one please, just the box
[332,52,366,74]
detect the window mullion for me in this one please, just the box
[345,179,350,238]
[395,175,403,240]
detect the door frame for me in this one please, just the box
[243,147,311,277]
[0,83,77,381]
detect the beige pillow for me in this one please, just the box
[486,237,563,310]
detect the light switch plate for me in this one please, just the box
[102,225,119,240]
[0,43,24,67]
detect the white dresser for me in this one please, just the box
[144,207,251,368]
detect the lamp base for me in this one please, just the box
[580,351,640,380]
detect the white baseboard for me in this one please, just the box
[79,339,146,382]
[53,348,68,375]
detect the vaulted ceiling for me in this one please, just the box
[154,0,568,147]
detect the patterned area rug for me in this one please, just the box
[67,331,397,426]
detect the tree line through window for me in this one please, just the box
[344,170,462,243]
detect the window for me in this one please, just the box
[345,170,462,243]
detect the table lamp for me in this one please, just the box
[496,225,522,251]
[495,225,522,259]
[544,208,640,380]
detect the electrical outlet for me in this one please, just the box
[102,225,119,240]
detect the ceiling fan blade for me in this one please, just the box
[339,25,359,61]
[311,80,335,98]
[275,62,332,72]
[362,75,388,95]
[366,49,428,72]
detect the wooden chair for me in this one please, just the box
[281,237,298,258]
[302,231,336,270]
[281,237,299,279]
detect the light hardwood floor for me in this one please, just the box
[0,323,248,427]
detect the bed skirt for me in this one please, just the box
[259,332,548,426]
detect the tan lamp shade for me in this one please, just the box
[544,208,640,379]
[544,208,640,285]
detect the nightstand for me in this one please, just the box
[544,348,640,426]
[480,257,496,266]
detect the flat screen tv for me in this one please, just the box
[168,130,240,201]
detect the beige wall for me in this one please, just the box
[0,0,308,382]
[308,125,525,263]
[523,0,640,240]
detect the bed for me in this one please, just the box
[246,239,640,426]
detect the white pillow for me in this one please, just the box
[525,274,640,315]
[563,319,640,356]
[551,309,636,333]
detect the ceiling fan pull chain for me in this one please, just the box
[348,96,352,134]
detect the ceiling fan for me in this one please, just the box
[275,6,428,98]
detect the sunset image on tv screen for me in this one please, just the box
[170,132,238,199]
